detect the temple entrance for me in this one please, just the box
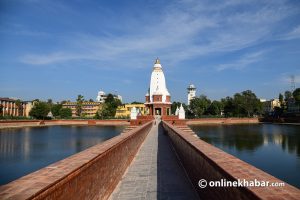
[155,108,161,115]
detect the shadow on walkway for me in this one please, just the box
[157,122,199,199]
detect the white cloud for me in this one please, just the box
[216,51,265,71]
[19,0,299,67]
[281,25,300,40]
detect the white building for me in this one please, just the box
[96,90,122,103]
[187,84,196,105]
[145,58,172,116]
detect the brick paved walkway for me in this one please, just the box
[109,120,199,200]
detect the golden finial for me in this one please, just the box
[155,57,160,64]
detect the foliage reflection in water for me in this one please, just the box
[0,125,124,185]
[190,124,300,188]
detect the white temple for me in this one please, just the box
[178,104,185,119]
[145,58,171,116]
[148,59,170,103]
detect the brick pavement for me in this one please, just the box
[110,119,199,200]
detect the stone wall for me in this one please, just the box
[187,118,259,125]
[0,119,130,128]
[162,121,300,200]
[0,121,153,200]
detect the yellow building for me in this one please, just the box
[115,104,146,118]
[62,102,101,117]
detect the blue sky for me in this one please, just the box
[1,0,300,103]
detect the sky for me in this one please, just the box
[0,0,300,104]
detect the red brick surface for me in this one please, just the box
[162,121,300,200]
[186,118,259,125]
[0,119,130,128]
[0,121,153,200]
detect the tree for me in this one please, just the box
[284,91,292,101]
[76,95,84,117]
[233,90,262,117]
[292,88,300,104]
[0,104,3,116]
[47,99,53,105]
[221,97,237,117]
[189,95,211,117]
[98,93,122,118]
[206,100,223,115]
[279,93,284,105]
[29,102,50,119]
[171,101,182,114]
[131,101,143,104]
[51,104,62,117]
[15,99,22,116]
[97,104,111,119]
[59,108,72,119]
[89,98,94,102]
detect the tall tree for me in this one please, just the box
[97,94,122,118]
[171,101,182,114]
[233,90,262,117]
[15,99,22,116]
[284,91,292,101]
[279,93,284,105]
[51,104,62,117]
[292,88,300,104]
[206,100,223,115]
[29,102,50,119]
[76,95,84,117]
[189,95,211,117]
[59,108,72,118]
[221,97,236,117]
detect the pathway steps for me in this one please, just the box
[109,120,199,200]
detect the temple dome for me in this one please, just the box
[149,58,170,102]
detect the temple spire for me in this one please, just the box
[155,58,160,64]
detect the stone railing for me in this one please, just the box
[0,121,153,200]
[187,118,259,125]
[162,121,300,200]
[0,119,130,128]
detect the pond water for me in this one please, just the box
[0,125,125,185]
[190,124,300,188]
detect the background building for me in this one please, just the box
[115,103,146,118]
[187,84,196,105]
[96,90,122,103]
[0,98,31,117]
[62,102,101,117]
[145,58,171,116]
[262,99,281,113]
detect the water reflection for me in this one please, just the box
[190,124,300,188]
[0,125,124,185]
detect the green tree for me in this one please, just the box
[15,99,22,116]
[233,90,262,117]
[189,95,211,117]
[206,100,223,115]
[221,97,237,117]
[97,94,122,118]
[171,101,182,114]
[51,104,62,117]
[76,95,84,117]
[131,101,143,104]
[59,108,72,118]
[29,102,50,119]
[279,93,284,105]
[292,88,300,104]
[284,91,292,101]
[0,104,3,116]
[97,104,111,119]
